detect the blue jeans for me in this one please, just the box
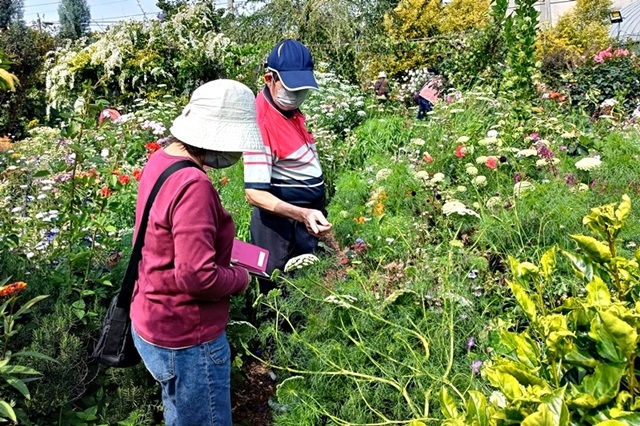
[417,97,433,120]
[132,328,232,426]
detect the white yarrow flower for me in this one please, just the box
[515,149,538,158]
[376,168,392,181]
[575,157,602,171]
[442,200,480,218]
[514,181,535,197]
[472,176,487,187]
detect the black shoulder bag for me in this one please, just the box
[92,160,202,367]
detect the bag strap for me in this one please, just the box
[116,160,203,309]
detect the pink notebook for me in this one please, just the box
[231,239,270,278]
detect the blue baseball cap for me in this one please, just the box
[267,40,319,91]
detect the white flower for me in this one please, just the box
[356,110,366,117]
[411,138,426,146]
[575,157,602,171]
[376,168,392,181]
[442,200,480,218]
[431,172,445,183]
[472,176,487,187]
[601,98,617,108]
[466,166,478,175]
[486,196,501,209]
[475,156,488,164]
[324,294,357,309]
[11,207,22,213]
[415,171,429,179]
[101,148,110,158]
[487,129,499,138]
[456,136,470,143]
[514,181,535,197]
[536,159,548,167]
[456,186,467,193]
[478,137,497,146]
[515,149,538,158]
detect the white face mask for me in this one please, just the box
[203,151,242,169]
[275,87,309,110]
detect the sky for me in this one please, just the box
[21,0,238,31]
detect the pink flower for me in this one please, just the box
[485,157,497,169]
[455,145,466,158]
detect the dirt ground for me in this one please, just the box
[232,359,276,426]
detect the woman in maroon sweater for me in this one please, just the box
[130,79,264,426]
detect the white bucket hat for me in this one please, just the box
[170,79,264,152]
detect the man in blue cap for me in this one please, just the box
[243,39,332,294]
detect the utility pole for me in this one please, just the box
[227,0,234,16]
[539,0,552,24]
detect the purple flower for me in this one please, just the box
[529,132,540,142]
[559,145,567,151]
[471,360,483,374]
[514,172,521,183]
[564,174,575,186]
[466,337,475,351]
[355,238,365,244]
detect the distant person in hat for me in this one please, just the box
[243,39,332,294]
[130,79,264,426]
[374,71,390,101]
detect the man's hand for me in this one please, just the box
[303,209,332,237]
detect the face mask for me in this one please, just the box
[203,151,242,169]
[275,87,308,110]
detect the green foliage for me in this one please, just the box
[0,23,55,139]
[58,0,91,40]
[442,195,640,425]
[537,0,613,79]
[501,0,539,101]
[45,2,228,112]
[0,50,18,92]
[0,0,23,30]
[560,48,640,115]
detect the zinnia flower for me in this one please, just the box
[118,175,130,185]
[132,169,142,181]
[455,145,467,158]
[145,142,161,152]
[575,157,602,171]
[99,187,112,198]
[485,157,498,169]
[0,281,27,297]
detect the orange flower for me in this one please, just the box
[485,157,498,169]
[145,142,161,152]
[0,282,27,297]
[423,154,434,163]
[99,187,112,198]
[353,216,365,225]
[118,175,130,185]
[220,176,229,186]
[132,169,142,181]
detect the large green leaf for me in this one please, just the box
[493,361,547,387]
[508,281,537,322]
[561,251,594,283]
[540,247,557,280]
[541,387,570,426]
[521,404,555,426]
[465,390,488,426]
[440,386,459,419]
[571,363,625,408]
[585,277,611,307]
[589,310,637,362]
[570,235,612,263]
[4,377,30,399]
[0,401,16,423]
[485,370,524,401]
[593,421,627,426]
[614,195,631,225]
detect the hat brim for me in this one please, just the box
[275,69,319,91]
[170,117,264,153]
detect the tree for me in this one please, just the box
[0,0,24,30]
[58,0,91,40]
[0,51,18,91]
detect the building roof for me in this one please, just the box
[611,1,640,42]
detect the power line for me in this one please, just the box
[25,0,129,8]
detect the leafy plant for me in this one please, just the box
[442,195,640,425]
[0,278,54,424]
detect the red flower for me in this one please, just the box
[0,282,27,297]
[132,169,142,181]
[485,157,498,169]
[99,187,112,198]
[145,142,161,152]
[220,176,229,186]
[118,175,130,185]
[455,145,466,158]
